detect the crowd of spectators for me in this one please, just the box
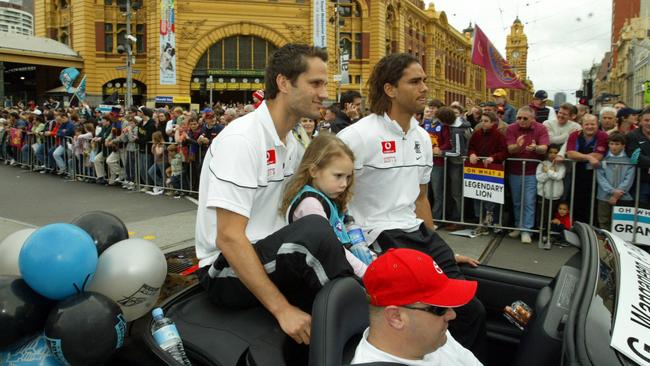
[1,90,648,246]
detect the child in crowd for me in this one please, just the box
[165,143,184,198]
[595,132,635,230]
[549,202,572,245]
[536,145,565,249]
[467,111,507,235]
[280,134,372,278]
[148,131,166,195]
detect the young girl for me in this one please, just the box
[549,202,572,246]
[280,134,371,277]
[536,145,566,248]
[148,131,166,195]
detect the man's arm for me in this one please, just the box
[415,184,435,231]
[216,208,311,345]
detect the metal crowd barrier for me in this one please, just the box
[432,155,648,248]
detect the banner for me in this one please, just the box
[340,51,350,84]
[74,76,87,102]
[471,25,525,90]
[463,163,505,204]
[59,67,79,93]
[611,206,650,246]
[159,0,176,85]
[313,0,327,48]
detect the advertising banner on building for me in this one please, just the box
[463,163,505,204]
[611,206,650,246]
[313,0,327,48]
[159,0,176,85]
[340,51,350,85]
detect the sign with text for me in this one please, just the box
[463,163,505,204]
[313,0,327,48]
[611,206,650,246]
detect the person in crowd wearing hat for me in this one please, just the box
[252,90,264,109]
[330,90,363,134]
[351,248,481,366]
[493,88,516,124]
[195,44,355,346]
[528,90,556,123]
[337,53,485,361]
[612,107,640,135]
[626,107,650,208]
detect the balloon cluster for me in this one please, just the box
[0,211,168,366]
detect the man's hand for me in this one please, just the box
[455,254,480,267]
[553,155,565,164]
[587,155,601,168]
[343,103,360,120]
[469,154,479,164]
[274,305,312,345]
[433,146,441,156]
[516,135,525,148]
[483,157,494,167]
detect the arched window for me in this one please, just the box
[194,36,277,73]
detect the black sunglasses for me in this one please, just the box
[401,304,449,316]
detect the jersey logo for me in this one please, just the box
[414,141,421,154]
[381,141,396,154]
[266,149,276,165]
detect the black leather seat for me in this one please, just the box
[308,277,369,366]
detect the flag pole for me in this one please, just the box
[70,75,87,105]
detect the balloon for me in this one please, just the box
[19,223,98,300]
[0,334,61,366]
[71,211,129,255]
[88,238,167,321]
[0,276,55,351]
[44,292,126,366]
[0,228,36,276]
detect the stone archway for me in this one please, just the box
[180,22,290,87]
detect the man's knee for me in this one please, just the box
[287,215,341,253]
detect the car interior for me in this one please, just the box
[128,225,602,366]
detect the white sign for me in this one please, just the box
[611,206,650,246]
[462,164,505,204]
[340,51,350,84]
[313,0,327,48]
[609,233,650,365]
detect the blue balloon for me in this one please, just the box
[18,224,98,301]
[0,334,62,366]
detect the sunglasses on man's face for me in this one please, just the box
[401,304,450,316]
[516,116,529,121]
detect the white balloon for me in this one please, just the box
[88,238,167,321]
[0,228,36,276]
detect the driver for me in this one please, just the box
[194,43,354,346]
[351,248,482,365]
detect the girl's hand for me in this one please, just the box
[455,254,480,267]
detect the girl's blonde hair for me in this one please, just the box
[280,133,355,215]
[152,131,164,144]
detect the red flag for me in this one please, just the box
[471,25,525,90]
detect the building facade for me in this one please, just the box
[0,0,34,35]
[34,0,532,107]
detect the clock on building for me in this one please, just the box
[512,51,520,59]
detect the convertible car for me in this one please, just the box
[116,222,649,366]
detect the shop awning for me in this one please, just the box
[0,32,83,68]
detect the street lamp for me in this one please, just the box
[117,0,142,109]
[206,75,213,107]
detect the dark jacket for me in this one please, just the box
[137,118,157,153]
[626,128,650,182]
[330,111,357,134]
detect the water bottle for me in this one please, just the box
[151,307,193,366]
[344,215,374,265]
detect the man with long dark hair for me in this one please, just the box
[337,53,486,361]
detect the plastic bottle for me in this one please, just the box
[344,215,374,264]
[151,307,193,366]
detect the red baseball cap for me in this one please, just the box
[363,248,477,308]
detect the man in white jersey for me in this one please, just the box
[351,248,482,366]
[195,44,354,346]
[337,53,485,361]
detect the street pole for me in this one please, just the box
[207,75,213,107]
[125,0,133,110]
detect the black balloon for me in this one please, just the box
[0,276,55,351]
[44,292,127,366]
[71,211,129,254]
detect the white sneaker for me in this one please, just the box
[521,232,532,244]
[152,187,164,195]
[508,230,520,238]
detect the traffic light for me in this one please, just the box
[576,90,584,98]
[579,97,587,105]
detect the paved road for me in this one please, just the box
[0,163,576,277]
[0,163,197,253]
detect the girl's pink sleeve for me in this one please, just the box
[344,249,368,277]
[292,197,328,221]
